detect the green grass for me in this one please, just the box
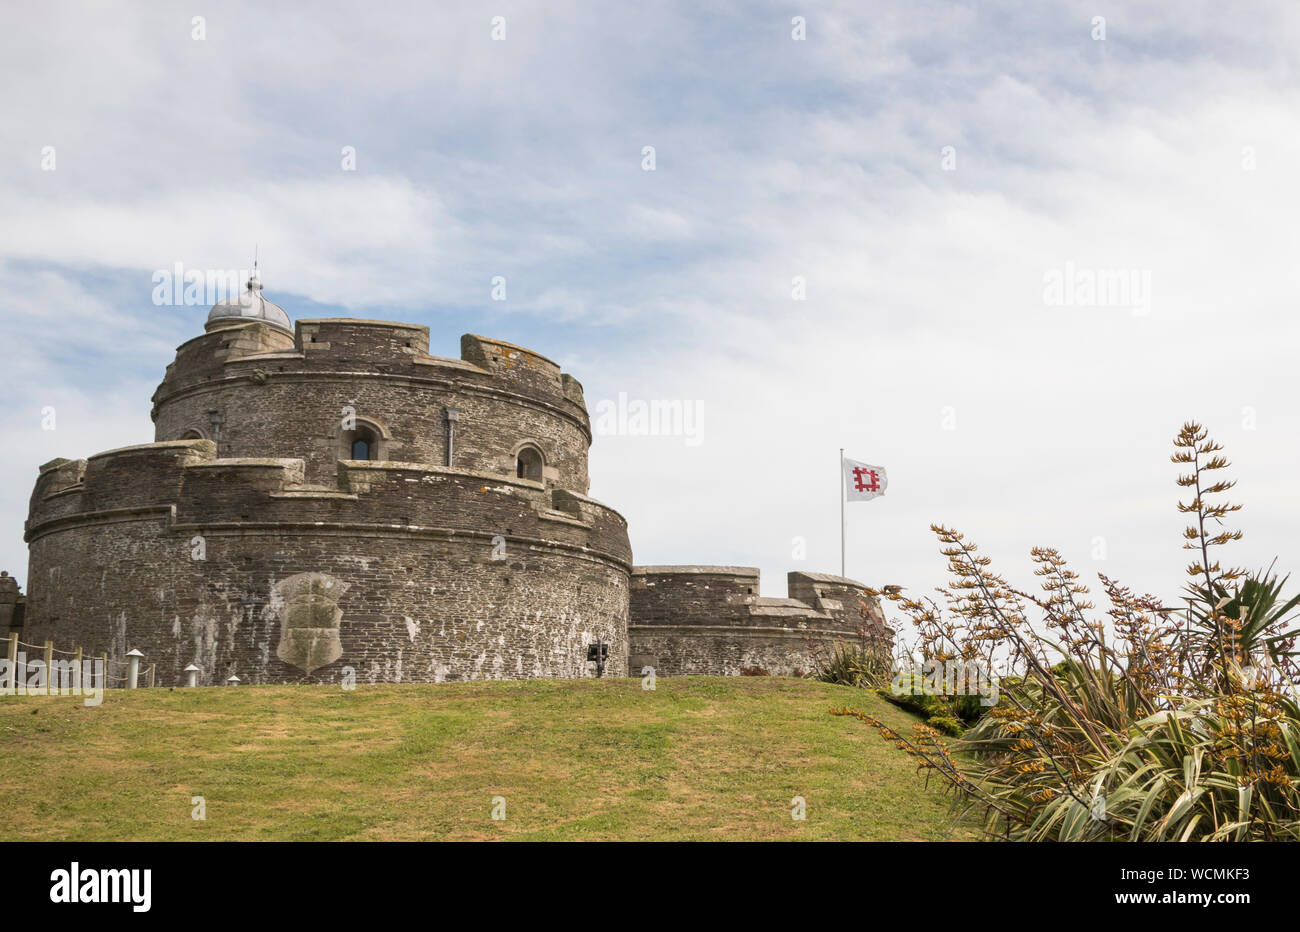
[0,677,973,841]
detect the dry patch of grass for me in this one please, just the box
[0,677,973,841]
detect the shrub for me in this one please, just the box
[817,643,880,688]
[816,600,895,689]
[873,671,983,736]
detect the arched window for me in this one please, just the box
[180,428,205,440]
[341,421,383,462]
[515,445,544,481]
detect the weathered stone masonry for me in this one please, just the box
[628,567,890,676]
[0,572,24,640]
[18,277,888,684]
[23,298,629,685]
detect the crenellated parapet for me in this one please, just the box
[786,572,890,636]
[628,566,889,676]
[150,320,592,491]
[26,440,630,569]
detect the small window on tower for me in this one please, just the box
[515,445,544,481]
[344,424,380,462]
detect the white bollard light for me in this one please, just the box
[226,674,241,686]
[184,664,200,688]
[126,649,144,689]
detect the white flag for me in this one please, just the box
[843,458,887,501]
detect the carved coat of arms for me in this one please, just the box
[270,573,348,674]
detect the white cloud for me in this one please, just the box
[0,0,1297,616]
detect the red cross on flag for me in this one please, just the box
[843,458,887,501]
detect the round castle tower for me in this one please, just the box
[23,276,631,685]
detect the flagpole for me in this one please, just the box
[839,448,845,577]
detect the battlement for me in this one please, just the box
[149,320,595,494]
[787,571,889,632]
[630,566,869,630]
[295,318,432,360]
[157,320,581,402]
[459,334,583,402]
[25,439,630,567]
[628,565,890,676]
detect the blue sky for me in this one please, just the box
[2,1,1299,614]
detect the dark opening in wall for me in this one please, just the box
[515,445,544,481]
[341,421,384,462]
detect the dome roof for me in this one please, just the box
[206,273,291,332]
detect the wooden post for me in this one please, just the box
[101,652,108,688]
[43,641,54,689]
[4,632,15,691]
[74,646,83,693]
[148,663,156,688]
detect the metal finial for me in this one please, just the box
[247,245,262,291]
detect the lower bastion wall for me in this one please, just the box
[23,440,630,685]
[627,566,889,677]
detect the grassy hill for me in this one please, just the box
[0,676,973,841]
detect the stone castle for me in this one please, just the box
[10,274,888,685]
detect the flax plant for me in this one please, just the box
[833,422,1300,840]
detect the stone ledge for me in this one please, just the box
[632,565,760,577]
[413,355,487,375]
[628,624,863,640]
[268,490,360,501]
[25,504,176,542]
[85,439,214,461]
[789,570,871,588]
[168,522,632,571]
[187,457,303,469]
[149,369,592,439]
[338,460,545,490]
[296,317,430,331]
[751,598,831,620]
[536,509,590,528]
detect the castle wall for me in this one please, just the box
[0,571,23,640]
[628,567,884,677]
[151,321,592,492]
[23,439,629,685]
[786,571,890,634]
[24,307,889,687]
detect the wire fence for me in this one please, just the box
[3,632,157,691]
